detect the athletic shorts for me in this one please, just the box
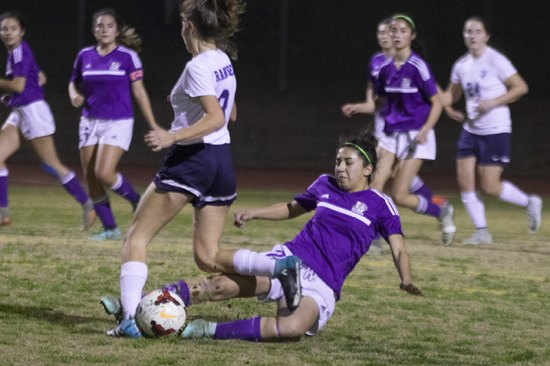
[3,100,55,140]
[79,117,134,151]
[378,129,436,160]
[153,143,237,208]
[456,129,511,166]
[258,244,336,336]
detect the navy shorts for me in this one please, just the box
[456,130,511,166]
[154,143,237,208]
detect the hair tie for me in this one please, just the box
[393,14,416,32]
[344,142,372,164]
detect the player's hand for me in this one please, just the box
[478,99,498,114]
[400,283,423,296]
[70,94,84,108]
[144,128,176,152]
[233,211,253,228]
[444,106,465,122]
[341,104,357,117]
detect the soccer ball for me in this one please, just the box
[135,289,187,337]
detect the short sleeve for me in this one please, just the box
[11,47,31,78]
[70,52,83,83]
[450,60,461,85]
[495,54,517,82]
[183,61,216,98]
[373,195,403,242]
[294,175,328,211]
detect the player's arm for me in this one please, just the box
[440,82,465,122]
[145,94,224,152]
[415,91,442,144]
[387,234,423,296]
[68,81,85,108]
[131,79,160,130]
[234,200,308,228]
[341,85,377,117]
[229,102,237,123]
[38,71,47,87]
[0,76,25,94]
[478,73,528,114]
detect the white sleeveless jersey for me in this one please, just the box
[169,49,236,145]
[450,47,517,135]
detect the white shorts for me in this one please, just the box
[79,117,134,151]
[378,129,436,160]
[258,244,336,336]
[3,100,55,140]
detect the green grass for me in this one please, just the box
[0,185,549,365]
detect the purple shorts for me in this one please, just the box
[456,130,511,166]
[154,143,237,208]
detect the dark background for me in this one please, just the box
[1,0,549,175]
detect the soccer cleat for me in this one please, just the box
[106,318,142,338]
[526,195,542,233]
[273,255,302,311]
[81,201,96,231]
[463,228,493,245]
[100,296,123,323]
[181,319,216,339]
[0,207,11,226]
[89,227,122,241]
[438,202,456,246]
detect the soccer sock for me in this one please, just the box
[214,316,262,342]
[162,280,191,307]
[499,181,530,207]
[60,171,90,205]
[120,261,148,320]
[410,176,432,202]
[93,196,117,229]
[0,168,8,207]
[233,248,275,277]
[111,173,140,205]
[461,191,487,229]
[415,195,441,218]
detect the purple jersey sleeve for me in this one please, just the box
[294,175,328,211]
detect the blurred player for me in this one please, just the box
[0,11,95,229]
[102,0,246,338]
[68,8,159,240]
[341,17,436,252]
[441,16,541,244]
[354,14,456,245]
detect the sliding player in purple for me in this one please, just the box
[341,17,436,253]
[101,0,251,338]
[0,11,95,229]
[68,8,159,240]
[441,17,541,244]
[175,131,421,341]
[357,14,456,245]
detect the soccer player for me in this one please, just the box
[351,14,456,245]
[68,8,159,240]
[102,0,248,338]
[441,16,542,244]
[102,130,423,341]
[341,17,437,252]
[0,11,95,229]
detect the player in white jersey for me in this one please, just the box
[68,9,159,241]
[103,0,246,338]
[441,16,542,244]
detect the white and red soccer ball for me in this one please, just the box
[135,289,187,337]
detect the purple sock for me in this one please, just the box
[162,280,191,307]
[0,169,8,207]
[425,201,441,218]
[111,173,140,205]
[214,316,262,342]
[93,197,117,229]
[412,184,432,202]
[61,172,89,205]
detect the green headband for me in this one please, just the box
[393,14,416,32]
[344,142,372,165]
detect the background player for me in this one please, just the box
[441,16,541,244]
[68,8,159,240]
[0,11,95,229]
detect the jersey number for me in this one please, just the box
[218,89,230,114]
[465,82,480,98]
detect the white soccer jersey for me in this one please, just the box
[450,47,517,135]
[169,49,236,145]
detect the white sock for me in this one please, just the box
[461,191,487,229]
[415,195,428,213]
[499,181,529,207]
[233,248,275,277]
[410,175,424,192]
[111,173,123,190]
[120,261,148,319]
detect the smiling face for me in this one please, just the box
[463,19,490,54]
[0,17,24,50]
[390,18,415,51]
[335,147,372,192]
[94,14,119,47]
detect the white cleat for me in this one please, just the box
[526,195,542,233]
[438,203,456,245]
[463,228,493,245]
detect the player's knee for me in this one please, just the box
[193,254,221,273]
[479,181,499,196]
[277,320,306,340]
[94,169,115,187]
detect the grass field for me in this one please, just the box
[0,184,549,365]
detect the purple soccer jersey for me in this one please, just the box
[70,45,143,120]
[5,41,44,107]
[285,175,402,299]
[376,51,438,134]
[368,51,389,90]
